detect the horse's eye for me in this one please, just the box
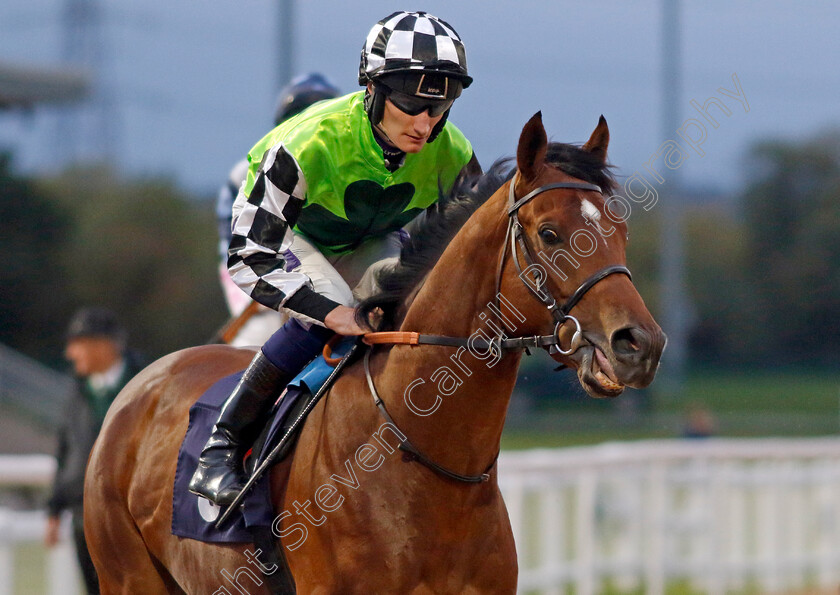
[539,227,560,245]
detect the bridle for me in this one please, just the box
[358,173,633,484]
[498,173,632,356]
[362,173,633,356]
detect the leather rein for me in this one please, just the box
[357,174,632,484]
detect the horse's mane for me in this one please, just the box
[356,142,617,330]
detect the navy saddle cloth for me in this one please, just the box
[171,340,354,543]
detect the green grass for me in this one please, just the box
[14,543,46,594]
[664,368,840,414]
[502,367,840,450]
[11,543,84,595]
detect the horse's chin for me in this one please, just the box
[554,345,625,399]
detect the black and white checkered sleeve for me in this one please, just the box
[227,143,314,313]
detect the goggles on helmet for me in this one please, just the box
[386,88,454,117]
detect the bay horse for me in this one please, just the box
[84,113,665,594]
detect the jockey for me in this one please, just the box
[190,11,480,506]
[216,73,341,346]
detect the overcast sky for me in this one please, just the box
[1,1,837,197]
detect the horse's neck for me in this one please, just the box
[375,190,521,473]
[402,195,509,340]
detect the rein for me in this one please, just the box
[362,330,558,351]
[355,174,632,485]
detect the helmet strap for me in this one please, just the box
[428,107,450,143]
[364,85,387,127]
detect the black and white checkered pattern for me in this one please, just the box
[359,11,469,83]
[227,144,311,311]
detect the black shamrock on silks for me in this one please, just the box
[294,180,423,252]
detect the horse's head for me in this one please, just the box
[501,112,666,398]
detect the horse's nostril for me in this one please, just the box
[611,327,649,358]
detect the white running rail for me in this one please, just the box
[499,438,840,595]
[2,439,840,594]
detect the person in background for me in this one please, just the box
[190,11,480,506]
[44,307,144,594]
[217,73,341,346]
[682,401,717,438]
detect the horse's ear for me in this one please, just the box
[517,111,548,182]
[582,115,609,163]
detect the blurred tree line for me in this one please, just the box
[632,129,840,368]
[2,128,839,373]
[0,154,228,369]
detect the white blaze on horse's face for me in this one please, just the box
[581,198,601,224]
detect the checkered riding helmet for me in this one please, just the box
[359,12,471,140]
[359,11,472,93]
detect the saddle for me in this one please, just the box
[171,338,358,594]
[171,338,358,543]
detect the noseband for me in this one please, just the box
[499,173,632,355]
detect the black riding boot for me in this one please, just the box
[188,351,290,506]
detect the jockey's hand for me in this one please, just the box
[324,305,367,336]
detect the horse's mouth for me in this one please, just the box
[557,344,625,398]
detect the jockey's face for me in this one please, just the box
[370,83,446,153]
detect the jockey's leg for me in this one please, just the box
[188,318,331,505]
[229,307,287,347]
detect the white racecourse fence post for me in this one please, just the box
[498,437,840,595]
